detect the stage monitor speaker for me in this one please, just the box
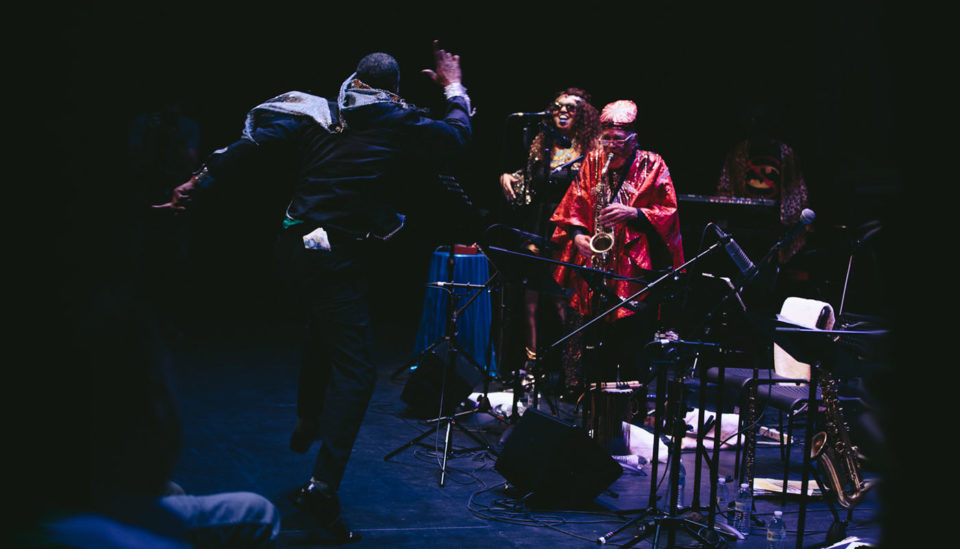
[495,408,622,508]
[401,341,485,419]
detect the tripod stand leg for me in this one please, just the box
[440,419,453,487]
[384,425,436,461]
[452,418,498,456]
[597,508,655,544]
[677,518,728,548]
[390,336,448,380]
[616,514,657,549]
[651,519,664,549]
[621,516,729,549]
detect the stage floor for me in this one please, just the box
[168,314,882,548]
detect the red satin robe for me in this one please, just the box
[550,148,685,320]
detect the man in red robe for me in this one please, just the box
[550,100,684,384]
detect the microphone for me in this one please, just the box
[508,110,550,118]
[711,224,756,276]
[789,208,817,236]
[770,207,816,251]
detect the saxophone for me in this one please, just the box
[810,371,873,509]
[589,153,616,270]
[509,169,534,206]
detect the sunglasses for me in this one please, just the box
[600,134,635,145]
[551,102,579,113]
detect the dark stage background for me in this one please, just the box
[31,4,924,547]
[52,4,905,323]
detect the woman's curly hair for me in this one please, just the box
[526,87,601,170]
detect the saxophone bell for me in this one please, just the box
[589,232,615,254]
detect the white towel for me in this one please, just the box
[774,297,834,380]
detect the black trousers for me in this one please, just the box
[275,227,377,490]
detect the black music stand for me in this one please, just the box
[577,236,754,548]
[385,245,503,487]
[388,262,492,385]
[600,366,734,549]
[665,271,752,530]
[389,176,490,386]
[594,333,749,548]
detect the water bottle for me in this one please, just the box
[733,482,753,537]
[766,510,786,548]
[715,477,730,525]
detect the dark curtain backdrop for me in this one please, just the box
[51,4,904,319]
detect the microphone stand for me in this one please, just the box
[485,245,655,348]
[494,116,575,412]
[498,113,543,179]
[549,242,723,352]
[538,120,572,148]
[550,155,584,176]
[838,221,880,318]
[728,213,813,298]
[681,217,816,542]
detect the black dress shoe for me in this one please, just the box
[290,418,320,454]
[289,481,360,545]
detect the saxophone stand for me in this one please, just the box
[772,323,884,549]
[385,245,503,487]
